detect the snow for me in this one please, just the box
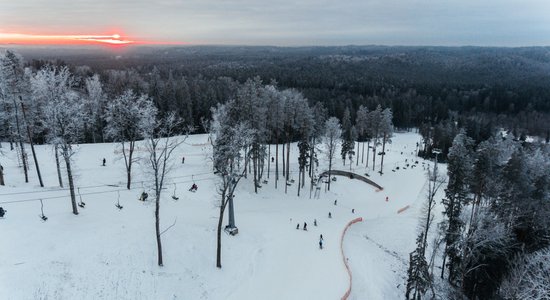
[0,131,441,299]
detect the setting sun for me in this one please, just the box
[0,33,138,46]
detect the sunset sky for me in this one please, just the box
[1,0,549,46]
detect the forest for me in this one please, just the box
[1,46,549,299]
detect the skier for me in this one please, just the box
[385,196,389,202]
[303,222,307,231]
[189,183,198,192]
[352,208,355,214]
[271,157,274,163]
[0,207,5,218]
[182,156,185,164]
[319,234,324,249]
[328,212,332,218]
[334,199,337,205]
[296,223,300,230]
[102,158,106,166]
[314,219,317,226]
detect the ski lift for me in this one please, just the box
[77,187,86,208]
[189,175,198,192]
[39,199,48,221]
[139,182,148,201]
[115,191,123,210]
[172,183,179,200]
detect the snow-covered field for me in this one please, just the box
[0,132,441,300]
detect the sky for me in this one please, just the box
[1,0,550,46]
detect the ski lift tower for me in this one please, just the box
[225,194,238,235]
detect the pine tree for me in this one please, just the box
[406,232,431,300]
[440,130,473,284]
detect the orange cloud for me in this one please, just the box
[0,33,185,46]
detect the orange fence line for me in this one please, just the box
[340,217,363,300]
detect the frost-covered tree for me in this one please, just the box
[84,74,106,143]
[368,105,382,171]
[143,112,187,267]
[379,107,393,174]
[355,105,369,163]
[499,247,550,300]
[406,232,431,300]
[210,103,252,268]
[440,130,473,284]
[39,66,85,215]
[323,117,341,191]
[0,50,30,183]
[104,90,156,189]
[340,107,354,166]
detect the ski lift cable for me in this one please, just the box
[0,177,217,205]
[0,172,214,197]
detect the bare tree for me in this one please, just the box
[143,112,187,267]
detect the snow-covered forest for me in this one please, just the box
[1,48,549,299]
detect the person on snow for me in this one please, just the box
[140,192,148,201]
[334,199,337,205]
[102,158,106,166]
[319,235,324,249]
[0,207,5,218]
[182,156,185,164]
[314,219,317,226]
[303,222,307,231]
[189,183,198,192]
[328,212,332,218]
[296,223,300,230]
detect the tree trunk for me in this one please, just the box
[356,141,360,166]
[275,140,279,189]
[155,192,163,266]
[297,168,301,197]
[379,134,387,174]
[126,141,135,190]
[243,147,247,178]
[372,140,376,171]
[216,205,224,268]
[21,100,43,187]
[63,148,78,215]
[216,190,227,268]
[13,101,28,183]
[366,140,370,168]
[267,144,270,179]
[286,141,290,180]
[282,142,285,175]
[0,165,5,185]
[55,145,63,188]
[361,141,365,163]
[152,147,164,267]
[328,156,332,191]
[253,146,258,193]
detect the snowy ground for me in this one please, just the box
[0,132,443,300]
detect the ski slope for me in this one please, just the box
[0,132,439,300]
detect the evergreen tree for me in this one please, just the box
[440,130,473,285]
[406,232,431,300]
